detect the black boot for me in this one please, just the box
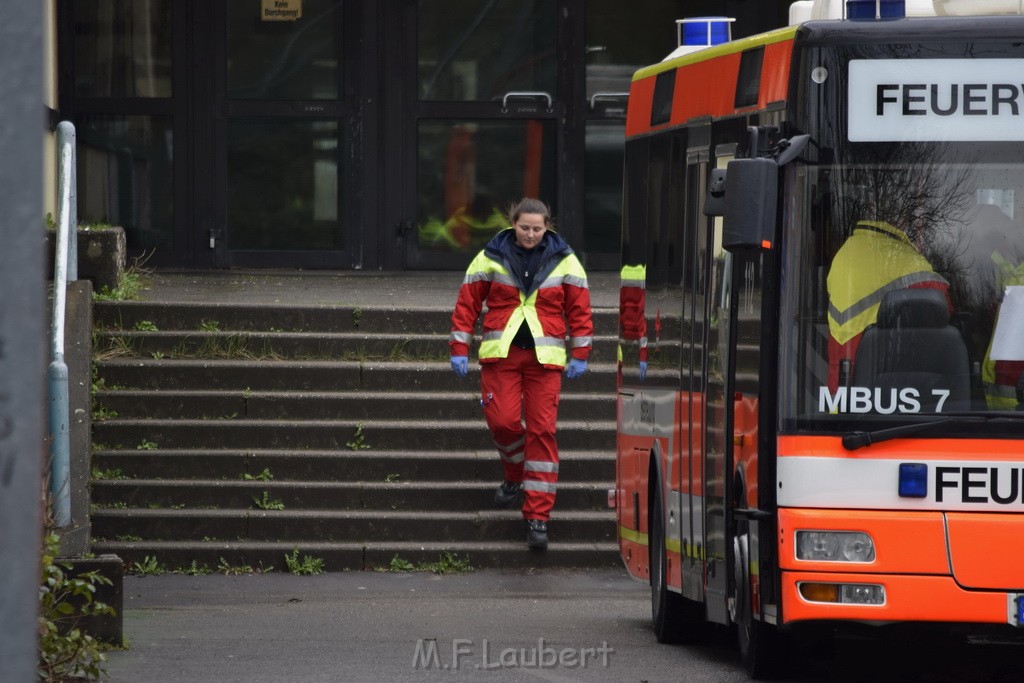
[495,480,524,509]
[526,519,548,551]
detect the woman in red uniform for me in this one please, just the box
[449,198,593,550]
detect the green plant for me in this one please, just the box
[284,548,326,575]
[129,555,166,576]
[242,468,273,482]
[91,467,126,480]
[136,439,157,451]
[182,561,211,576]
[252,491,285,511]
[216,558,255,575]
[352,307,363,327]
[387,554,416,572]
[385,552,472,575]
[44,212,57,231]
[115,535,142,542]
[38,533,115,682]
[422,552,473,575]
[346,423,371,450]
[151,351,165,360]
[91,404,119,421]
[198,319,221,332]
[92,252,150,302]
[133,320,159,332]
[384,473,400,483]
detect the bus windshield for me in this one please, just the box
[779,151,1024,434]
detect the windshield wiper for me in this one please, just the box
[841,412,1024,451]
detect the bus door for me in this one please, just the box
[701,147,736,625]
[679,150,707,603]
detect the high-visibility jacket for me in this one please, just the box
[826,221,949,388]
[983,253,1024,408]
[450,228,593,369]
[618,264,647,363]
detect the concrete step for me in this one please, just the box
[94,358,620,392]
[91,449,614,482]
[93,300,622,335]
[93,389,616,422]
[91,479,614,512]
[92,417,615,451]
[94,329,622,362]
[91,508,615,544]
[90,539,622,572]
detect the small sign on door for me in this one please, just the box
[261,0,301,21]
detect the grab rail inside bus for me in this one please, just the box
[49,121,78,527]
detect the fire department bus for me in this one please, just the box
[614,3,1024,676]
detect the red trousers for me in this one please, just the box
[480,345,562,521]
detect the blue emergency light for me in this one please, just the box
[847,0,906,20]
[898,463,928,498]
[678,17,731,48]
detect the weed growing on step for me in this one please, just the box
[384,473,401,483]
[352,307,363,327]
[388,554,416,572]
[284,548,326,575]
[95,335,137,360]
[182,561,212,576]
[93,252,151,302]
[215,558,273,575]
[346,423,371,450]
[198,319,221,332]
[252,491,285,510]
[133,320,159,332]
[242,468,274,482]
[136,440,157,451]
[91,404,119,421]
[91,467,127,480]
[151,351,165,360]
[130,556,166,576]
[385,552,473,575]
[115,535,142,542]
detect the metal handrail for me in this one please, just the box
[49,121,77,527]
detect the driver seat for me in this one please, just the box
[852,289,972,412]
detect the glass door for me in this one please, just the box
[583,1,687,269]
[399,0,561,269]
[210,0,363,268]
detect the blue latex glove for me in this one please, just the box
[450,356,468,379]
[565,358,588,379]
[639,361,647,382]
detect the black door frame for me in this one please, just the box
[56,0,193,268]
[380,0,586,271]
[208,0,371,269]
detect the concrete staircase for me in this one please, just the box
[90,297,620,571]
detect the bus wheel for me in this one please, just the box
[651,488,705,643]
[731,519,785,678]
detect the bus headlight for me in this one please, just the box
[796,531,875,562]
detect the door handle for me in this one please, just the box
[589,92,629,110]
[501,91,553,113]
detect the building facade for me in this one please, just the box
[56,0,789,271]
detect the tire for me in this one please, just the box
[732,519,787,679]
[651,487,706,644]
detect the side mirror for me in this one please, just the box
[722,157,778,251]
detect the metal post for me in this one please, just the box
[0,0,45,680]
[56,121,78,282]
[50,140,73,527]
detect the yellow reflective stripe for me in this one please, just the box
[633,25,797,81]
[619,526,649,546]
[620,264,646,281]
[665,538,681,554]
